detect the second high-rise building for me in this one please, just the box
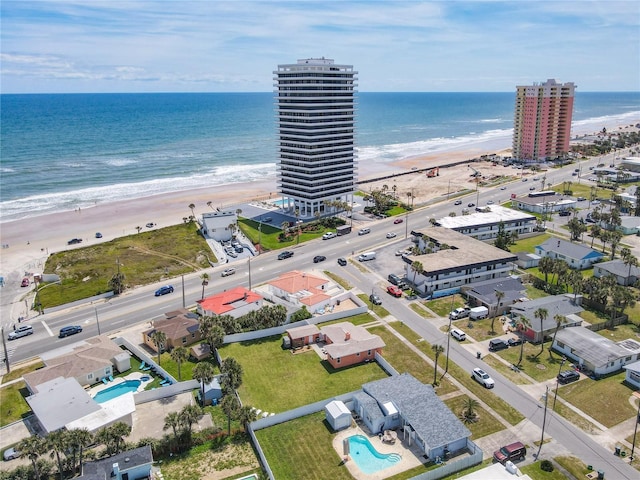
[274,58,357,218]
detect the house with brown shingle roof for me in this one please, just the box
[142,309,202,353]
[320,322,385,369]
[196,286,263,318]
[268,271,331,312]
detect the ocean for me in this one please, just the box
[1,92,639,222]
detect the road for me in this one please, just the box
[2,150,637,478]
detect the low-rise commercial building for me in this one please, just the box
[436,205,536,241]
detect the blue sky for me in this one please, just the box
[1,1,638,93]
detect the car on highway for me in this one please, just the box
[472,367,495,388]
[557,369,580,384]
[577,196,586,201]
[67,238,82,245]
[467,202,475,207]
[454,200,462,205]
[358,228,371,235]
[386,232,397,239]
[59,326,82,338]
[21,277,30,287]
[322,232,337,240]
[486,200,494,205]
[337,257,347,266]
[95,232,103,238]
[369,293,382,305]
[313,255,326,263]
[500,186,507,190]
[221,268,236,277]
[154,285,174,296]
[393,218,404,224]
[522,178,527,182]
[529,186,536,190]
[277,251,294,260]
[8,325,34,340]
[386,285,403,297]
[3,448,20,461]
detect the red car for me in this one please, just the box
[393,218,404,224]
[387,285,403,297]
[21,277,30,287]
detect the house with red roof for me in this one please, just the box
[196,286,263,319]
[268,271,331,312]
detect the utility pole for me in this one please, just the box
[537,385,550,459]
[630,392,640,462]
[441,295,454,381]
[181,275,185,308]
[248,257,252,290]
[1,328,10,374]
[552,357,566,411]
[94,307,101,336]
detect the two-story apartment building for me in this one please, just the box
[405,228,517,298]
[511,192,576,214]
[201,210,237,242]
[436,205,536,241]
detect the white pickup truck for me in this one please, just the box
[449,307,470,320]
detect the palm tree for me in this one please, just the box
[96,422,131,455]
[47,429,69,480]
[193,362,216,406]
[621,248,639,285]
[179,404,203,438]
[200,272,209,300]
[516,316,531,367]
[205,324,225,364]
[150,330,167,365]
[66,428,92,475]
[538,257,554,284]
[237,404,258,431]
[188,203,196,219]
[410,261,423,289]
[431,344,445,386]
[549,315,567,358]
[136,226,142,234]
[163,411,181,444]
[18,435,47,480]
[533,308,548,358]
[460,397,480,424]
[220,394,240,436]
[567,270,583,303]
[220,357,243,394]
[170,346,189,381]
[491,290,505,334]
[207,201,213,210]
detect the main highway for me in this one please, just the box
[2,151,637,478]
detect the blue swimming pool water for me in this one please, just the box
[348,434,401,474]
[93,380,141,403]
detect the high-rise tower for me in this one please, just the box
[512,79,576,162]
[274,58,357,218]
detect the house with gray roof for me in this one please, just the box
[593,259,640,286]
[553,327,640,376]
[462,276,526,317]
[352,373,472,461]
[78,445,154,480]
[534,238,604,270]
[623,360,640,390]
[509,295,583,343]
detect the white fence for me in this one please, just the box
[410,439,483,480]
[134,380,200,404]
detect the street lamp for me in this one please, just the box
[94,307,101,336]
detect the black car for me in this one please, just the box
[369,293,382,305]
[59,326,82,338]
[337,257,347,266]
[559,210,571,217]
[313,255,326,263]
[467,203,475,208]
[278,251,294,260]
[67,238,82,245]
[507,337,522,347]
[557,370,580,384]
[488,338,509,352]
[155,285,174,296]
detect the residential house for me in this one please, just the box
[511,193,576,214]
[320,322,385,369]
[623,360,640,390]
[515,252,541,269]
[436,205,536,241]
[405,228,517,298]
[285,324,321,348]
[23,336,130,393]
[534,238,604,270]
[462,277,526,317]
[615,216,640,235]
[553,327,640,376]
[201,210,237,242]
[593,259,640,286]
[509,295,583,343]
[142,309,202,353]
[352,374,473,461]
[78,445,154,480]
[196,287,263,318]
[268,270,332,313]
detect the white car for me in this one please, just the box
[358,228,371,235]
[322,232,337,240]
[221,268,236,277]
[386,232,397,239]
[472,368,495,389]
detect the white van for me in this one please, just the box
[358,251,376,262]
[358,228,371,235]
[450,328,466,341]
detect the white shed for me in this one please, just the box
[325,400,351,432]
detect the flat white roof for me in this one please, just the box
[457,462,532,479]
[437,205,534,229]
[66,392,136,432]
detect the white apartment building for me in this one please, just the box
[274,58,357,218]
[436,205,536,240]
[405,228,517,298]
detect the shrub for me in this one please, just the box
[540,459,554,472]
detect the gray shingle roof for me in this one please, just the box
[536,238,603,261]
[555,327,640,368]
[362,374,470,451]
[79,445,153,480]
[510,295,583,332]
[595,260,640,278]
[466,277,525,305]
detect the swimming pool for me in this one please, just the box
[93,380,141,403]
[348,434,401,474]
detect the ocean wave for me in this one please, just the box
[104,157,140,167]
[571,111,640,135]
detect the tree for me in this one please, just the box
[494,221,516,251]
[188,203,196,219]
[220,394,240,436]
[549,315,567,359]
[237,405,258,431]
[108,271,126,295]
[491,290,505,334]
[18,435,47,480]
[66,428,92,475]
[193,362,216,406]
[538,257,554,284]
[567,270,583,303]
[460,397,480,424]
[96,422,131,456]
[516,316,531,367]
[220,357,243,394]
[170,346,189,381]
[410,261,424,288]
[207,201,213,210]
[179,404,203,437]
[151,330,167,365]
[567,217,587,242]
[136,226,142,234]
[200,272,209,300]
[590,224,601,248]
[621,247,639,285]
[533,308,548,358]
[431,344,444,386]
[609,230,623,260]
[163,411,181,443]
[47,429,69,480]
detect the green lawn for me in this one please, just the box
[220,335,388,413]
[409,302,435,318]
[510,233,551,253]
[357,293,391,318]
[482,355,532,385]
[444,394,505,439]
[521,461,571,480]
[494,342,566,382]
[424,294,466,317]
[0,381,31,427]
[1,360,44,383]
[154,347,219,382]
[555,456,597,479]
[524,284,552,300]
[326,271,353,291]
[451,317,504,342]
[593,322,640,343]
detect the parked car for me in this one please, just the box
[358,228,371,235]
[557,369,580,384]
[58,326,82,338]
[386,232,397,239]
[500,186,507,190]
[313,255,326,263]
[507,337,522,347]
[221,268,236,277]
[577,196,586,201]
[395,249,406,256]
[388,273,403,286]
[393,218,404,224]
[95,232,103,238]
[337,257,347,266]
[322,232,337,240]
[277,251,294,260]
[486,200,494,205]
[529,186,536,190]
[450,328,466,341]
[489,338,509,352]
[386,285,403,297]
[493,442,526,464]
[154,285,174,296]
[262,216,272,223]
[145,222,155,228]
[559,210,571,216]
[522,178,528,182]
[454,200,462,205]
[3,448,20,461]
[67,238,82,245]
[8,325,34,340]
[20,277,30,287]
[369,293,382,305]
[467,202,475,207]
[472,367,495,388]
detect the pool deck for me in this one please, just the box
[88,371,153,399]
[332,423,427,479]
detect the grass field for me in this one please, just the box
[38,222,211,307]
[495,342,565,383]
[408,302,435,318]
[424,294,466,317]
[444,394,505,439]
[521,460,570,480]
[0,381,31,427]
[357,293,391,318]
